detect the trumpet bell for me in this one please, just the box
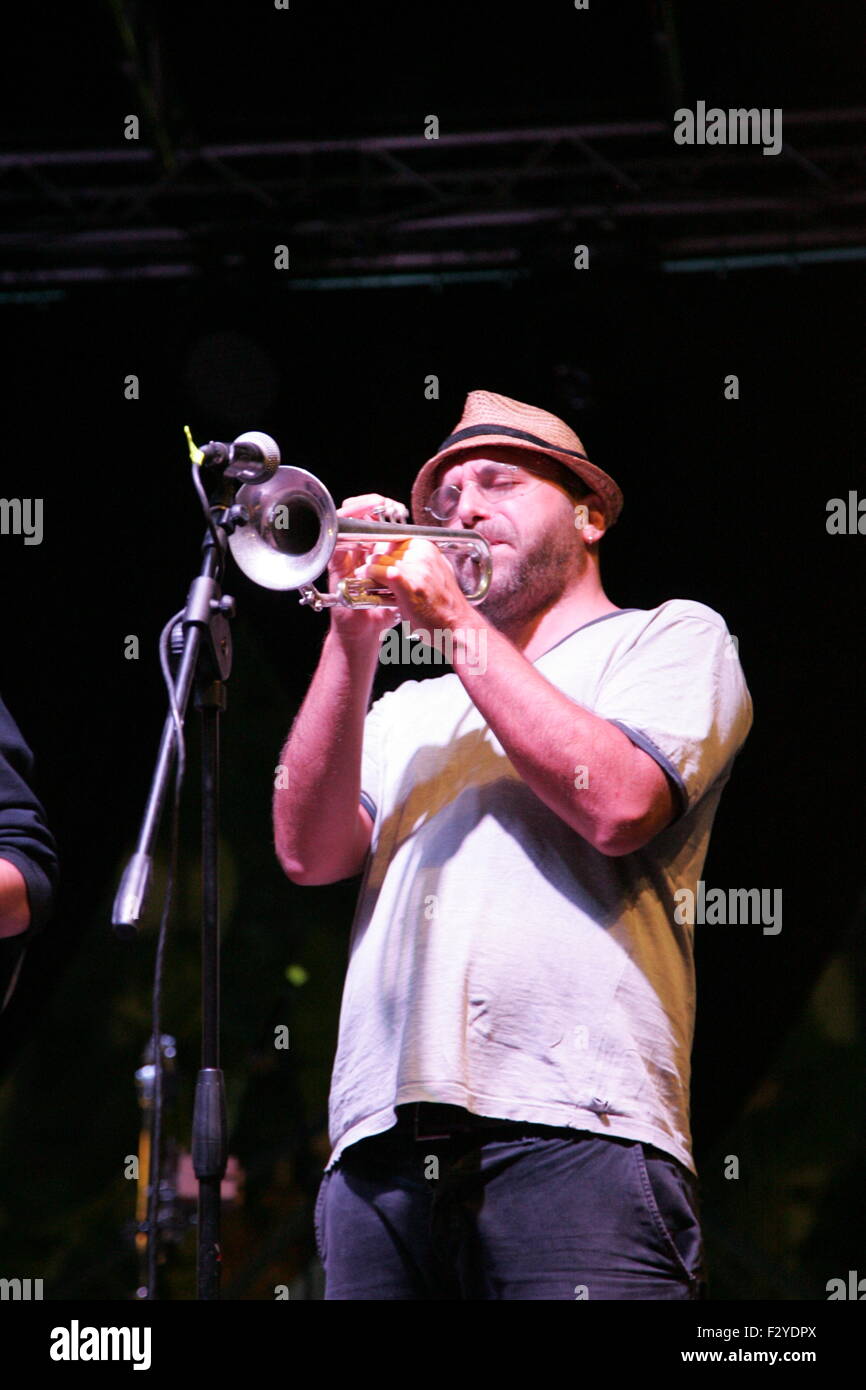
[229,466,337,592]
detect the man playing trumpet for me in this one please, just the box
[273,389,753,1300]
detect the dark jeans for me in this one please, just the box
[315,1104,706,1300]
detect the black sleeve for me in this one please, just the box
[0,695,59,935]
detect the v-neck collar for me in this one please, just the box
[531,608,643,664]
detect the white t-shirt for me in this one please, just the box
[325,599,754,1176]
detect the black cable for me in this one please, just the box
[144,606,186,1299]
[191,461,224,554]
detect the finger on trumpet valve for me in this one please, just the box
[371,500,409,523]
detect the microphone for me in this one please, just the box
[199,431,281,484]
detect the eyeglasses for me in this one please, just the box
[425,463,545,521]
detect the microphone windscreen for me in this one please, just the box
[228,431,281,483]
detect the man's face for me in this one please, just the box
[429,445,602,625]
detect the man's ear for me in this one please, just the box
[573,493,607,543]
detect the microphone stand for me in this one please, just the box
[112,469,245,1301]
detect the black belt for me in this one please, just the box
[395,1102,546,1142]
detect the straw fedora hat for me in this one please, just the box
[410,389,623,528]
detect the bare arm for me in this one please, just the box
[448,614,676,855]
[272,492,401,886]
[359,543,675,856]
[273,628,380,885]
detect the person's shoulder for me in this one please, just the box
[0,694,24,741]
[640,597,731,635]
[0,695,34,776]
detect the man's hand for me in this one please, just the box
[326,493,403,644]
[355,536,474,636]
[0,857,30,938]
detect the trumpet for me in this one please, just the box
[227,466,493,611]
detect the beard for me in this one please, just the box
[457,519,585,629]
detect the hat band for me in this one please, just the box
[436,423,590,462]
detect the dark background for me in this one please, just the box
[0,0,864,1302]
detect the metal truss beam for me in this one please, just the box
[1,111,864,286]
